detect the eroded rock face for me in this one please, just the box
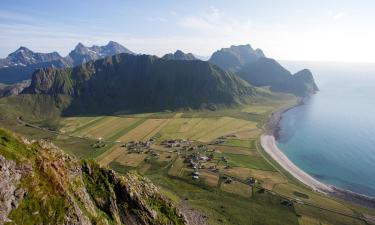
[0,129,187,225]
[0,80,31,97]
[82,161,187,225]
[0,156,30,224]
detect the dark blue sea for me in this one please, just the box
[277,61,375,197]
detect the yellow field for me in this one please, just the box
[118,119,166,141]
[141,119,171,141]
[97,145,124,166]
[232,129,262,139]
[116,152,147,167]
[212,145,258,156]
[241,106,273,114]
[60,116,103,133]
[159,117,257,142]
[70,117,116,136]
[200,171,219,187]
[221,180,252,198]
[224,167,286,189]
[82,117,139,139]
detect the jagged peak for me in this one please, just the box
[73,42,87,51]
[106,40,121,46]
[9,46,33,56]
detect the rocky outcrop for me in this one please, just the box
[0,80,31,97]
[209,44,265,72]
[0,156,31,224]
[82,160,186,225]
[0,128,186,225]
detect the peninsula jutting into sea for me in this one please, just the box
[1,1,375,225]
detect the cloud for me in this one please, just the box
[0,9,38,23]
[170,11,177,16]
[177,6,253,37]
[328,10,346,20]
[147,17,168,23]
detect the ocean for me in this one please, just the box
[277,61,375,197]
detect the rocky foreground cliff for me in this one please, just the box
[0,128,186,225]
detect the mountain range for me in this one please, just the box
[0,42,318,113]
[24,53,256,115]
[0,41,133,84]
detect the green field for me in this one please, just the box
[0,92,373,225]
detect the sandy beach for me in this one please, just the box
[261,134,333,193]
[261,102,375,208]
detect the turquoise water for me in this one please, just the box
[277,62,375,197]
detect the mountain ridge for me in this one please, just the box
[209,44,265,72]
[209,44,318,97]
[237,58,318,97]
[0,41,134,84]
[162,50,198,61]
[23,53,257,115]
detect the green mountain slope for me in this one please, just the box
[237,58,318,97]
[0,128,186,225]
[23,53,257,115]
[209,45,318,97]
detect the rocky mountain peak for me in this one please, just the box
[209,44,266,72]
[162,50,197,61]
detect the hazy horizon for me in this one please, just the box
[1,0,375,63]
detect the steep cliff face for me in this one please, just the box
[0,128,186,225]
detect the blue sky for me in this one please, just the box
[1,0,375,62]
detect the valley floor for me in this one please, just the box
[1,94,375,225]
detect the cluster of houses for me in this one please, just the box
[212,134,237,145]
[144,149,160,162]
[161,139,191,148]
[123,139,156,153]
[184,151,214,179]
[92,139,106,148]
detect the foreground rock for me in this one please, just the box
[0,128,186,225]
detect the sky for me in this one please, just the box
[1,0,375,62]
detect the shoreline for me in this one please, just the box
[260,134,334,193]
[261,97,375,208]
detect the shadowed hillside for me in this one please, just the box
[23,53,257,115]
